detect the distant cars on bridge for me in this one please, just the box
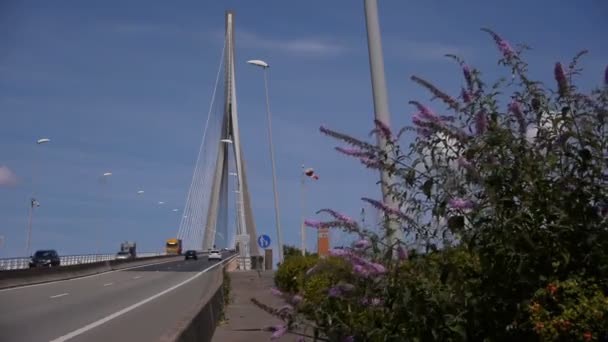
[208,250,222,261]
[29,250,60,268]
[184,250,198,260]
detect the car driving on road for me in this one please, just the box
[184,250,198,260]
[115,251,134,260]
[208,249,222,261]
[29,250,60,268]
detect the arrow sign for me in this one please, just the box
[257,234,271,249]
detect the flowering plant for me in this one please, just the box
[259,28,608,341]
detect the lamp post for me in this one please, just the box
[25,137,51,256]
[300,165,306,256]
[363,0,403,247]
[247,59,284,263]
[98,171,112,260]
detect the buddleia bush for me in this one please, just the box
[260,29,608,342]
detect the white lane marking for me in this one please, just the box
[0,257,185,293]
[132,276,142,279]
[103,283,113,287]
[49,255,236,342]
[50,293,69,299]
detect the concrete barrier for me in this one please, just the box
[161,255,236,342]
[0,255,183,290]
[0,261,112,289]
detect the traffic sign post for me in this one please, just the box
[257,235,271,271]
[257,234,271,249]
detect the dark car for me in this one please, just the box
[184,250,198,260]
[29,250,60,268]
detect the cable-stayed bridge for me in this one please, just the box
[175,10,259,266]
[0,12,266,342]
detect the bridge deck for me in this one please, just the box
[0,252,231,342]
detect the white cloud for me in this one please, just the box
[0,165,18,187]
[387,38,472,62]
[236,30,348,57]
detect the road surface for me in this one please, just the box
[0,252,232,342]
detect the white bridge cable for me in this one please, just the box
[186,70,225,250]
[177,39,226,247]
[182,104,222,250]
[189,118,220,249]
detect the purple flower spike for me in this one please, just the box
[329,249,350,257]
[360,157,383,169]
[270,287,283,297]
[508,100,526,134]
[410,77,460,110]
[397,245,408,261]
[448,198,475,210]
[368,262,386,274]
[463,64,473,91]
[362,197,409,221]
[554,62,569,97]
[328,286,342,298]
[373,119,394,142]
[354,239,371,249]
[270,325,288,340]
[475,110,488,135]
[335,147,371,158]
[304,219,323,228]
[461,88,472,104]
[317,209,356,225]
[409,101,440,122]
[353,264,370,277]
[482,28,516,59]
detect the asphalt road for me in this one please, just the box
[0,252,233,342]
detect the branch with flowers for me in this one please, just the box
[255,28,608,341]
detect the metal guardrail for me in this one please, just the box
[0,252,167,271]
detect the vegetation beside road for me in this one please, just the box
[267,29,608,341]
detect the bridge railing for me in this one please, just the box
[0,252,167,271]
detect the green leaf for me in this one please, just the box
[422,179,433,199]
[405,169,416,186]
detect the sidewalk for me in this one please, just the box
[211,271,295,342]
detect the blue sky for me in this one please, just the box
[0,0,606,257]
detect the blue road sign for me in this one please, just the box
[258,234,271,249]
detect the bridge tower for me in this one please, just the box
[201,11,259,268]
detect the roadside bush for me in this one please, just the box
[263,28,608,341]
[523,278,608,341]
[274,254,318,293]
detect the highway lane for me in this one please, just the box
[0,252,233,342]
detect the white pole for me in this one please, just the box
[262,66,284,264]
[300,165,306,256]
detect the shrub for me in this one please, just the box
[274,254,318,293]
[264,28,608,341]
[523,278,608,341]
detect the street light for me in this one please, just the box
[247,58,284,263]
[220,139,233,144]
[25,137,51,256]
[97,171,112,259]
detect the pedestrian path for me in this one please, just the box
[212,270,295,342]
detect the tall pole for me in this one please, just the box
[25,200,34,256]
[300,164,306,256]
[363,0,403,246]
[262,67,284,264]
